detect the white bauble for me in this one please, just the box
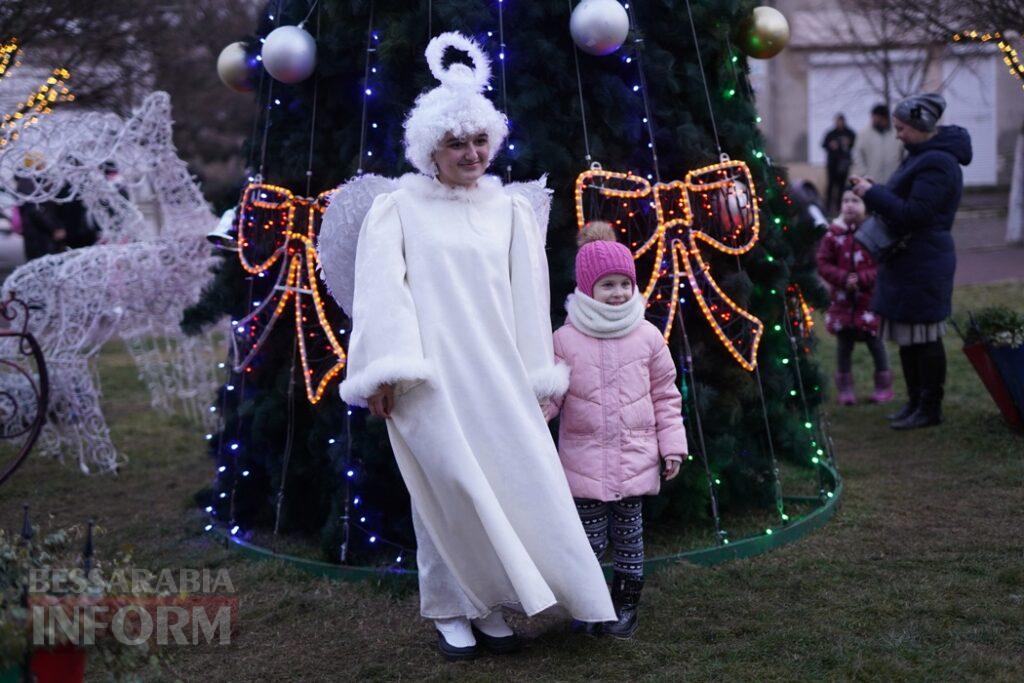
[261,25,317,84]
[217,42,254,93]
[712,182,753,233]
[570,0,630,56]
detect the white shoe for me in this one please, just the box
[434,617,476,648]
[471,611,514,638]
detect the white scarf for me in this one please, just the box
[566,287,646,339]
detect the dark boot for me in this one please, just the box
[891,387,943,429]
[892,341,945,430]
[603,572,643,639]
[888,345,921,420]
[569,619,602,636]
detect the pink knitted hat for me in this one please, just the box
[575,222,636,297]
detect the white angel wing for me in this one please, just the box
[505,174,553,246]
[505,175,555,322]
[316,173,399,316]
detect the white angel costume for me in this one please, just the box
[317,33,615,623]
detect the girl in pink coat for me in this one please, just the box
[816,190,893,405]
[544,222,688,639]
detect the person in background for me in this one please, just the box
[851,104,903,187]
[817,190,892,405]
[850,93,972,430]
[823,114,857,214]
[15,172,66,261]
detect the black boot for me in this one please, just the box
[888,345,921,421]
[603,572,643,639]
[892,341,945,430]
[569,619,602,636]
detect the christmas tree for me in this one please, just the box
[184,0,828,565]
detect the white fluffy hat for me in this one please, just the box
[403,32,509,176]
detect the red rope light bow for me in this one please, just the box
[575,156,764,371]
[233,183,346,404]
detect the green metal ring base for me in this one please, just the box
[211,462,842,583]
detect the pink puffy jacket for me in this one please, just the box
[549,320,688,502]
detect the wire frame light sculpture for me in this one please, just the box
[0,92,221,473]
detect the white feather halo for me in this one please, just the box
[424,31,492,93]
[403,31,508,176]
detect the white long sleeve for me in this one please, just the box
[508,195,568,399]
[338,193,433,407]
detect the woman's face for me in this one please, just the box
[893,119,932,147]
[592,274,633,306]
[433,132,490,187]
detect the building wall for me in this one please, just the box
[753,0,1022,187]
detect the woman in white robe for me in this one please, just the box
[334,33,615,657]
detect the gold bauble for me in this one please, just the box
[738,6,791,60]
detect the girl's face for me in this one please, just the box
[433,131,490,188]
[592,274,633,306]
[840,191,866,224]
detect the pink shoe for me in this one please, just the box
[872,370,895,403]
[835,372,856,406]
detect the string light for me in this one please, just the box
[0,67,73,146]
[575,158,765,371]
[0,39,19,80]
[233,182,347,404]
[953,31,1024,89]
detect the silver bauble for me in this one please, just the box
[261,25,317,84]
[217,42,255,93]
[570,0,630,56]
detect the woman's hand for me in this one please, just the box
[368,384,396,418]
[849,176,873,198]
[845,272,859,291]
[663,458,682,481]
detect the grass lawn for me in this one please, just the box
[1,280,1022,681]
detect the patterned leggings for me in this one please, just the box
[574,497,644,578]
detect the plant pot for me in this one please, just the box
[963,343,1022,428]
[988,344,1024,428]
[29,644,87,683]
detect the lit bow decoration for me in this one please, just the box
[784,283,815,353]
[233,183,346,404]
[575,156,764,371]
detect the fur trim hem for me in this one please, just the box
[339,356,434,408]
[529,363,571,400]
[397,173,505,203]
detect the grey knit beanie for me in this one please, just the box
[893,93,946,132]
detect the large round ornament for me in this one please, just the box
[261,25,317,84]
[712,182,753,234]
[217,42,255,93]
[737,6,791,60]
[570,0,630,56]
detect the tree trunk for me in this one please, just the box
[1007,120,1024,245]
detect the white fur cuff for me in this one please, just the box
[529,363,571,400]
[339,357,434,408]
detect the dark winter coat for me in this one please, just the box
[823,127,856,175]
[816,218,880,336]
[863,125,972,324]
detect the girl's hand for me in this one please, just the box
[845,272,859,290]
[663,459,682,481]
[368,384,396,418]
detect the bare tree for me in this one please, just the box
[869,0,1024,39]
[0,0,261,202]
[870,0,1024,243]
